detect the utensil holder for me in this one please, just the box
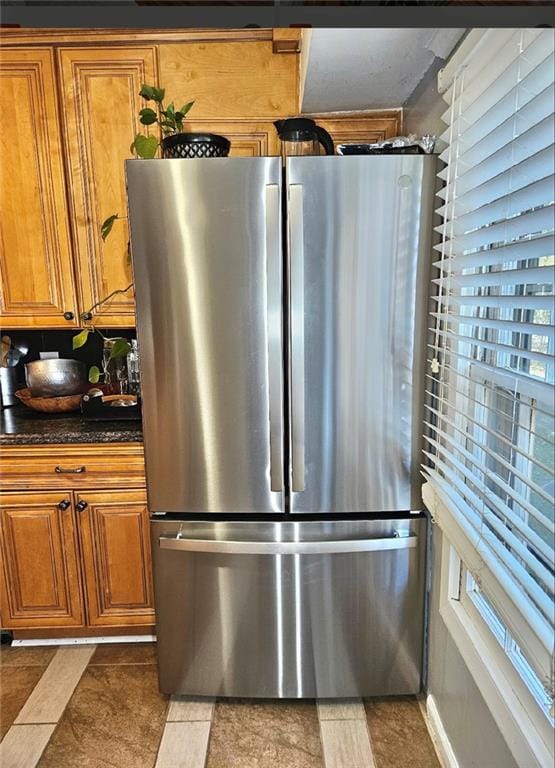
[0,367,18,407]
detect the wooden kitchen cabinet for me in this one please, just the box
[0,444,154,636]
[58,46,158,327]
[0,48,79,329]
[77,489,154,627]
[158,40,299,119]
[0,492,84,629]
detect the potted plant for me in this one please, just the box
[78,84,231,382]
[132,84,230,160]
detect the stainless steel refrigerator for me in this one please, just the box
[126,155,435,699]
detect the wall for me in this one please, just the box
[403,61,448,142]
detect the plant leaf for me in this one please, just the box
[139,107,157,126]
[72,329,90,350]
[180,101,194,116]
[108,338,132,360]
[165,102,175,115]
[132,133,158,159]
[139,83,156,101]
[101,214,119,241]
[152,86,165,103]
[88,365,101,384]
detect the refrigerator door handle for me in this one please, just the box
[289,184,305,492]
[265,184,284,492]
[159,533,417,555]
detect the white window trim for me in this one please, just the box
[422,481,553,689]
[427,481,554,768]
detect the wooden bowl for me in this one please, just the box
[15,388,82,413]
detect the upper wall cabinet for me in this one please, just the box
[58,47,157,327]
[0,48,79,328]
[159,41,299,119]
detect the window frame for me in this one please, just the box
[436,526,554,767]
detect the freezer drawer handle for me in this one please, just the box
[289,184,305,492]
[158,533,417,555]
[265,183,284,493]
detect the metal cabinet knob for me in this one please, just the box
[58,499,71,511]
[55,465,86,474]
[76,500,88,512]
[63,311,74,321]
[81,311,93,322]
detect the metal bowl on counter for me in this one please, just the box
[25,359,86,397]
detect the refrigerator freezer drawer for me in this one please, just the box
[152,519,426,698]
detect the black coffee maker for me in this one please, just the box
[274,118,335,158]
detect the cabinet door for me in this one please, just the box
[58,47,157,327]
[0,492,84,628]
[159,41,299,118]
[0,49,79,328]
[77,490,154,627]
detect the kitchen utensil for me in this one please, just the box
[274,118,334,158]
[81,391,141,420]
[15,388,83,413]
[0,367,18,407]
[1,336,11,367]
[25,359,86,397]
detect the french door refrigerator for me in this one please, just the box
[126,155,435,699]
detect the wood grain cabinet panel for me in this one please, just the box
[58,47,157,327]
[0,49,79,328]
[309,112,403,152]
[185,119,280,157]
[0,492,84,629]
[76,490,154,626]
[159,41,299,119]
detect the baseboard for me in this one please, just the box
[423,694,460,768]
[12,634,156,647]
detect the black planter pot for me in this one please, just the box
[161,132,231,159]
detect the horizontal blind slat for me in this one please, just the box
[434,205,555,255]
[440,63,555,162]
[425,433,555,538]
[441,29,549,123]
[426,349,554,405]
[431,329,554,368]
[430,314,555,346]
[425,366,555,423]
[423,452,554,622]
[437,146,555,205]
[438,116,555,191]
[432,234,555,270]
[424,432,555,567]
[433,264,554,288]
[436,176,555,236]
[424,399,555,506]
[431,293,555,311]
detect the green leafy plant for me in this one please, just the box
[72,325,132,385]
[132,84,194,159]
[85,83,194,383]
[100,83,194,239]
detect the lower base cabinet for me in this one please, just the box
[0,492,84,629]
[77,490,154,627]
[0,488,154,633]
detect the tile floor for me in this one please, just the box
[0,642,442,768]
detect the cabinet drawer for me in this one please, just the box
[0,444,146,491]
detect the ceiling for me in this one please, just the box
[301,28,465,113]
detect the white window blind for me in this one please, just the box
[424,28,555,697]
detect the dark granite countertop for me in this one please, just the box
[1,405,143,445]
